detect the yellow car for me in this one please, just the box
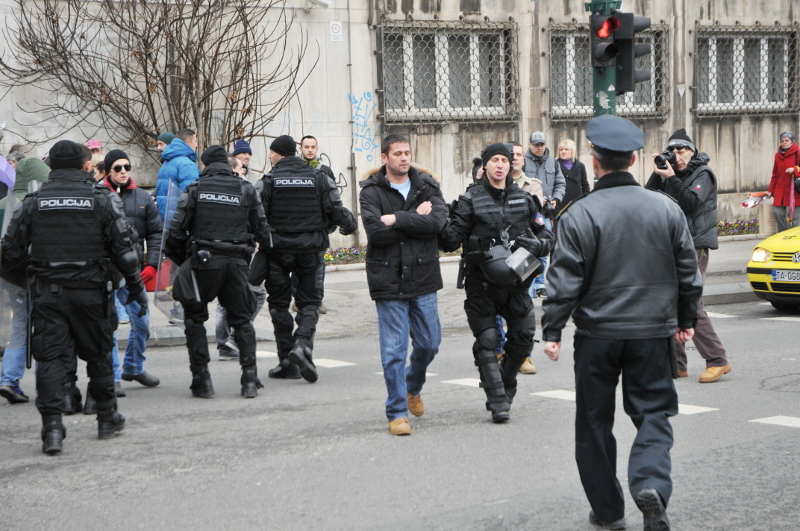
[747,226,800,311]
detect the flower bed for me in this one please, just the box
[717,219,758,237]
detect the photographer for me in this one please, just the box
[645,128,731,384]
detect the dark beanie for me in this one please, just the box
[201,145,229,166]
[104,149,129,173]
[232,139,252,156]
[667,128,696,153]
[270,135,296,157]
[49,140,85,170]
[481,143,512,169]
[157,132,175,145]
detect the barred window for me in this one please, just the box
[379,20,520,124]
[695,26,799,115]
[549,23,670,120]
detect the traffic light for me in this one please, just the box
[590,14,621,67]
[614,12,652,94]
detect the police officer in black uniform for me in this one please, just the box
[0,140,147,454]
[541,115,703,531]
[163,145,270,399]
[440,143,554,423]
[250,135,357,382]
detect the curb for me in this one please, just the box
[718,234,760,242]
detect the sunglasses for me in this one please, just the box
[668,145,690,152]
[113,164,132,173]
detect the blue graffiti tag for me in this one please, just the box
[349,92,379,162]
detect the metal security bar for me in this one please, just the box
[694,24,800,116]
[378,19,520,125]
[549,22,670,120]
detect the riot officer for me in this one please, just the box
[440,143,554,423]
[0,140,147,454]
[250,135,357,383]
[163,145,270,399]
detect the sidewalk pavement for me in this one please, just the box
[119,235,761,350]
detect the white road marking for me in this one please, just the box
[531,390,719,416]
[256,351,277,358]
[531,390,576,401]
[706,312,735,318]
[314,358,356,368]
[765,317,800,322]
[441,378,481,388]
[678,404,719,415]
[749,416,800,428]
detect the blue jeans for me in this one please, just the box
[115,292,130,322]
[376,292,441,421]
[532,217,552,290]
[0,287,29,388]
[111,286,150,378]
[494,315,506,354]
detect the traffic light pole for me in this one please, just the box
[585,0,621,117]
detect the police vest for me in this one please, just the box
[30,177,106,263]
[465,183,533,253]
[193,175,250,242]
[268,164,326,233]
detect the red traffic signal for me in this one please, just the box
[590,14,621,67]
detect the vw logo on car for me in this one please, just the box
[794,252,800,263]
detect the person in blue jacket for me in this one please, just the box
[156,128,200,219]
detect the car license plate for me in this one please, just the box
[772,270,800,282]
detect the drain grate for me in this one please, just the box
[761,374,800,393]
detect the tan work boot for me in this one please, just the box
[388,417,411,435]
[677,370,689,378]
[496,351,504,362]
[699,365,731,383]
[407,393,424,417]
[520,357,537,374]
[319,304,327,315]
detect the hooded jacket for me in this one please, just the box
[360,166,448,301]
[768,142,800,207]
[523,147,566,203]
[156,138,200,218]
[645,152,718,250]
[103,175,163,268]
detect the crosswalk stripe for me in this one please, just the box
[256,351,277,358]
[314,358,356,368]
[531,390,718,415]
[749,416,800,428]
[764,317,800,322]
[441,378,481,388]
[706,312,735,318]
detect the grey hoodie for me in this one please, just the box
[523,147,566,203]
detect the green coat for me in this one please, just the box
[0,157,51,224]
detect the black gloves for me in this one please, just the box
[126,288,149,318]
[515,236,543,256]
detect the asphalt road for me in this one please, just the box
[1,299,799,530]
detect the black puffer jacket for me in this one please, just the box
[645,152,718,250]
[103,176,163,267]
[542,172,702,343]
[360,166,448,301]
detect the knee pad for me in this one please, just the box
[269,307,294,330]
[468,316,498,352]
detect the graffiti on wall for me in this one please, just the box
[349,91,379,162]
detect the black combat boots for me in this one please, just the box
[288,343,318,383]
[268,357,301,379]
[62,382,83,415]
[190,369,215,398]
[41,418,66,455]
[97,407,126,439]
[240,367,264,398]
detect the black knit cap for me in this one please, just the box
[270,135,296,157]
[104,149,129,173]
[481,143,512,169]
[201,145,229,166]
[667,128,696,153]
[49,140,85,170]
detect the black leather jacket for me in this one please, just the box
[541,171,702,342]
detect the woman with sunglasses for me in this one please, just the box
[81,150,163,411]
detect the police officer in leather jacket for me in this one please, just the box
[0,140,147,454]
[249,135,357,383]
[163,145,270,399]
[440,143,554,423]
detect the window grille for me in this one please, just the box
[694,24,800,116]
[549,23,670,120]
[378,19,520,125]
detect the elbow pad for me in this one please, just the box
[115,248,141,278]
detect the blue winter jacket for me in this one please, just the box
[156,139,199,218]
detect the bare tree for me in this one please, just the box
[0,0,315,157]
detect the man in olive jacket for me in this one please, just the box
[360,134,448,436]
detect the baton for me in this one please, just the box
[25,288,32,369]
[190,269,201,303]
